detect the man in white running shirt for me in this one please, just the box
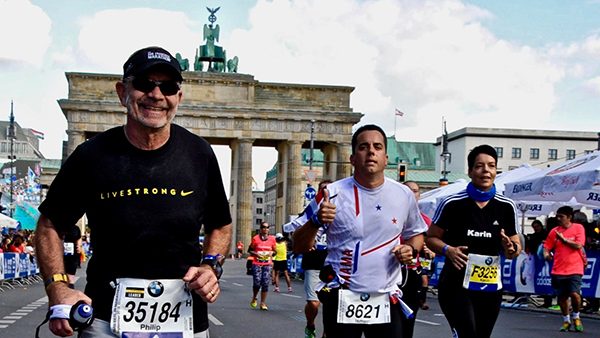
[293,124,427,338]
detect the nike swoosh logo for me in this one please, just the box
[181,190,194,197]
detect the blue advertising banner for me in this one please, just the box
[2,253,18,280]
[17,253,30,278]
[429,250,600,298]
[288,254,304,275]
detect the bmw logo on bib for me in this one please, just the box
[360,293,370,301]
[485,256,493,265]
[147,281,164,297]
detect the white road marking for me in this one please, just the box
[0,296,48,330]
[232,283,244,287]
[208,314,224,326]
[416,318,442,326]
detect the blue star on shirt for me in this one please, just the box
[376,204,382,211]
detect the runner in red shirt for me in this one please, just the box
[543,206,586,332]
[248,222,276,310]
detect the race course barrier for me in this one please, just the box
[0,253,41,291]
[430,249,600,298]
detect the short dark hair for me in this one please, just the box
[556,206,574,218]
[467,144,498,171]
[531,219,543,228]
[351,124,387,155]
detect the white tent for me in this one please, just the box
[0,213,19,229]
[419,179,468,218]
[504,150,600,208]
[419,164,546,218]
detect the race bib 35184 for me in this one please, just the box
[110,278,194,338]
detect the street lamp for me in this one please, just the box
[8,100,16,217]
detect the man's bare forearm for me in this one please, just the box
[292,221,319,253]
[203,223,232,258]
[406,233,425,252]
[34,214,67,279]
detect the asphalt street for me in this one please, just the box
[1,257,599,337]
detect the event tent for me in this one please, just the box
[504,150,600,209]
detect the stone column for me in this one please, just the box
[337,142,352,178]
[65,130,86,158]
[275,142,288,229]
[323,143,338,181]
[286,141,303,224]
[231,138,254,254]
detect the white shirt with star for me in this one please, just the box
[321,176,428,293]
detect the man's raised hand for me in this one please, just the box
[319,188,336,224]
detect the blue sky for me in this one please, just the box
[1,0,599,191]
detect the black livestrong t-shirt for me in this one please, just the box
[39,124,232,331]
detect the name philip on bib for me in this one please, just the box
[111,278,194,338]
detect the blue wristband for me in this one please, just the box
[442,244,449,256]
[311,213,323,228]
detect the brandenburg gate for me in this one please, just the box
[58,70,362,251]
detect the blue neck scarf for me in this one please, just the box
[466,182,496,202]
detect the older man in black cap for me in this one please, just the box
[35,46,232,338]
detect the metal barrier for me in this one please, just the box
[0,253,41,292]
[429,249,600,298]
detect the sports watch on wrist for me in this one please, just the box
[201,254,223,280]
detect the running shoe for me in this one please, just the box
[250,299,257,309]
[274,286,280,292]
[288,286,293,293]
[559,321,571,332]
[304,326,316,338]
[573,318,583,332]
[260,303,268,311]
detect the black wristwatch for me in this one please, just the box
[201,254,223,280]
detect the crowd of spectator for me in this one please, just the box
[0,228,36,256]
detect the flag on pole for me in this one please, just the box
[395,108,404,117]
[30,129,45,140]
[27,166,36,185]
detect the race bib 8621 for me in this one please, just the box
[337,289,391,324]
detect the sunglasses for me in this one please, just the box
[260,226,269,229]
[130,77,181,96]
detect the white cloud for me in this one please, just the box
[584,76,600,95]
[546,33,600,102]
[228,0,563,140]
[75,8,201,74]
[0,0,52,68]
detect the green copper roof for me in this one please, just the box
[386,138,436,170]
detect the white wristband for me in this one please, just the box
[49,304,71,320]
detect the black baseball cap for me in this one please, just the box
[122,46,183,81]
